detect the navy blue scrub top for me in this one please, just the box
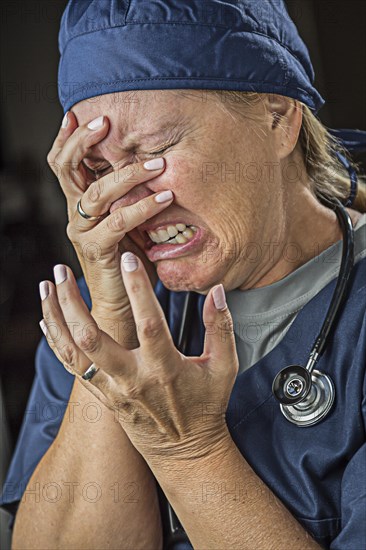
[1,256,366,550]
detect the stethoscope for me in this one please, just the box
[176,196,355,429]
[177,195,355,429]
[272,196,354,427]
[162,196,355,546]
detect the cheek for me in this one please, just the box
[158,155,210,206]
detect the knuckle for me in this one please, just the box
[124,384,139,400]
[121,164,140,184]
[218,312,235,338]
[46,152,54,166]
[107,209,126,233]
[42,316,62,343]
[137,316,164,340]
[60,343,79,368]
[75,324,100,354]
[87,180,104,204]
[58,291,71,308]
[66,222,77,242]
[128,280,142,295]
[43,309,54,326]
[47,155,59,175]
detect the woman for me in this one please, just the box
[1,1,366,549]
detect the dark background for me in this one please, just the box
[0,0,365,468]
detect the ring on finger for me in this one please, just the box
[77,199,102,221]
[82,363,100,381]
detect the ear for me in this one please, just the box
[265,94,303,160]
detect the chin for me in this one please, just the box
[156,261,213,295]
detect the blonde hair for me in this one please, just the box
[207,90,366,213]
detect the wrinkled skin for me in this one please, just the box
[68,89,360,297]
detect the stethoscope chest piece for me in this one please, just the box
[273,365,335,427]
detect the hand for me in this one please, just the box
[46,112,173,343]
[39,256,239,468]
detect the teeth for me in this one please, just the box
[157,229,169,242]
[147,223,197,244]
[167,225,178,237]
[149,230,159,241]
[182,228,194,239]
[176,233,187,244]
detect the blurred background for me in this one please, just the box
[0,0,366,544]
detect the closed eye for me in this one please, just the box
[82,161,112,179]
[146,143,176,156]
[83,143,175,177]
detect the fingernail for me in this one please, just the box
[53,264,67,285]
[39,281,49,301]
[61,112,69,128]
[121,252,139,272]
[212,284,226,310]
[87,116,104,130]
[144,158,164,170]
[155,190,173,203]
[39,319,48,336]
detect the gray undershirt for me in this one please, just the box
[226,214,366,375]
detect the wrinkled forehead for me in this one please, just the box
[70,89,205,161]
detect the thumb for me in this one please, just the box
[201,284,239,377]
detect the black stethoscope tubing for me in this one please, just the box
[162,293,196,548]
[311,196,355,359]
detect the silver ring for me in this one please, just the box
[77,199,102,221]
[82,363,100,381]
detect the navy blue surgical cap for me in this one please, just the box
[58,0,366,202]
[58,0,325,113]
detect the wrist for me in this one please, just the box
[145,426,235,488]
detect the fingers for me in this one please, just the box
[69,161,170,236]
[49,264,136,378]
[120,252,174,361]
[201,285,239,378]
[47,111,172,246]
[47,111,78,169]
[80,157,166,219]
[39,277,109,389]
[47,115,110,199]
[86,189,174,249]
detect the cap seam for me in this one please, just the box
[60,77,315,102]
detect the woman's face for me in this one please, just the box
[71,90,284,294]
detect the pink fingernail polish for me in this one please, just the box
[87,116,104,130]
[144,158,164,170]
[155,190,173,203]
[61,112,69,128]
[39,281,49,301]
[54,264,67,285]
[39,319,48,336]
[212,284,226,310]
[121,252,139,272]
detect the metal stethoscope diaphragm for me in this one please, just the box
[272,196,355,427]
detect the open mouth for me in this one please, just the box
[146,223,197,247]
